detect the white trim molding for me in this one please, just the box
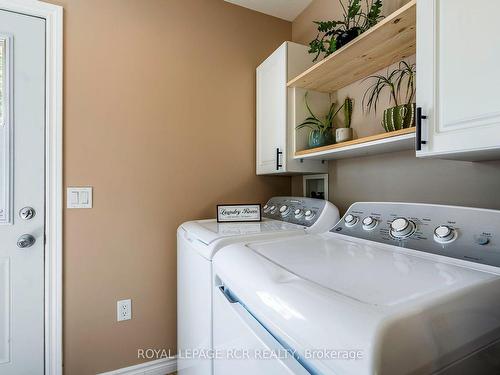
[97,358,177,375]
[0,1,63,375]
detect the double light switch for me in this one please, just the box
[67,187,93,209]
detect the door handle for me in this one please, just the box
[17,234,36,248]
[416,107,427,151]
[276,148,283,170]
[218,285,237,304]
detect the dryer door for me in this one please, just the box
[213,282,310,375]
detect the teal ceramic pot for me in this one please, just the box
[382,103,416,132]
[308,129,334,148]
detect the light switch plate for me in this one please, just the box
[67,187,93,208]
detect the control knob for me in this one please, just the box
[294,209,304,219]
[344,214,358,227]
[362,216,378,230]
[304,210,316,221]
[279,205,291,216]
[390,217,416,239]
[434,225,457,244]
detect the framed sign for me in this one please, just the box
[217,204,261,223]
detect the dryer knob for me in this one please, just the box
[362,216,377,230]
[434,226,457,244]
[390,218,415,239]
[344,214,358,227]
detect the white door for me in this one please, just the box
[416,0,500,160]
[256,43,287,175]
[0,10,46,375]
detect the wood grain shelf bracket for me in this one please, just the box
[287,0,416,93]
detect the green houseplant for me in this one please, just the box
[309,0,384,62]
[296,92,344,148]
[336,97,354,143]
[362,61,416,132]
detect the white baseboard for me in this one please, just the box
[97,357,177,375]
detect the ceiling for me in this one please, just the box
[224,0,313,21]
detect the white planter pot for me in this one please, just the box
[336,128,353,143]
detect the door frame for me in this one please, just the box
[0,1,63,374]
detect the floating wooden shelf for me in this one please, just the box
[295,128,415,160]
[287,0,416,93]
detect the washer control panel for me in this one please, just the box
[263,197,327,227]
[330,202,500,267]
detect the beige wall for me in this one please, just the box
[291,0,500,213]
[44,0,291,373]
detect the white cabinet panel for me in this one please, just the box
[256,43,287,174]
[256,42,328,175]
[417,0,500,160]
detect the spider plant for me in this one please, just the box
[362,61,416,113]
[362,61,416,131]
[296,92,344,148]
[309,0,384,62]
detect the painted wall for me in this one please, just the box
[291,0,500,213]
[44,0,291,373]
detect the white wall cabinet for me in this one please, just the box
[417,0,500,161]
[256,42,328,175]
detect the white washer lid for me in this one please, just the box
[213,234,500,375]
[181,218,305,245]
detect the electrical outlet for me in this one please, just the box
[117,299,132,322]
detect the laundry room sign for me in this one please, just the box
[217,204,261,223]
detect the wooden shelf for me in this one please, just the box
[295,128,415,160]
[287,0,416,93]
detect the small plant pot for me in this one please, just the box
[336,27,360,49]
[308,129,334,149]
[335,128,353,143]
[382,104,416,132]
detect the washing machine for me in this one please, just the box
[212,202,500,375]
[177,196,339,375]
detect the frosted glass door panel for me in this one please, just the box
[0,37,11,224]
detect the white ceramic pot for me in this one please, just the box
[336,128,353,143]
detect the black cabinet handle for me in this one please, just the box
[276,148,283,170]
[416,107,427,151]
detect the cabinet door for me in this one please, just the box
[417,0,500,160]
[256,43,287,175]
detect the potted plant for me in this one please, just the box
[336,97,354,143]
[296,93,343,148]
[308,0,384,62]
[362,61,416,132]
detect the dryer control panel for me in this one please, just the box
[331,202,500,267]
[263,197,328,228]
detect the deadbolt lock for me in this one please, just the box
[19,207,36,220]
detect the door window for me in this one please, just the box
[0,36,11,224]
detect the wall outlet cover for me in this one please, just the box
[117,299,132,322]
